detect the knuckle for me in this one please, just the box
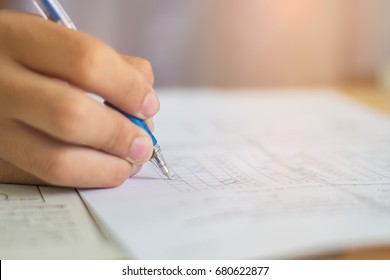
[71,39,109,85]
[101,117,131,155]
[138,58,153,74]
[124,70,152,105]
[53,98,88,140]
[101,119,122,151]
[40,150,71,185]
[137,58,154,84]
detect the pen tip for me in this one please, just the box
[161,166,172,180]
[165,171,173,180]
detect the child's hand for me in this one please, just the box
[0,11,159,188]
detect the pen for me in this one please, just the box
[32,0,171,179]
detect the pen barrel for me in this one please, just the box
[126,115,158,146]
[34,0,76,29]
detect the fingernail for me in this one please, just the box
[142,91,160,118]
[127,136,152,164]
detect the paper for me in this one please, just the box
[0,184,123,259]
[80,89,390,259]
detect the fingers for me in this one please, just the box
[0,62,153,164]
[145,118,155,132]
[0,120,135,188]
[121,55,155,86]
[0,11,158,187]
[0,11,159,119]
[0,157,45,185]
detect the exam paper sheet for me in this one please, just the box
[0,184,123,259]
[80,89,390,259]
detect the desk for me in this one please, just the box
[342,84,390,114]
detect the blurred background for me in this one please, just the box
[3,0,390,89]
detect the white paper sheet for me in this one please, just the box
[80,89,390,259]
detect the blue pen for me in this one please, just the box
[33,0,171,179]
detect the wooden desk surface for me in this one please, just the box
[315,85,390,260]
[342,84,390,114]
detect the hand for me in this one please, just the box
[0,11,159,188]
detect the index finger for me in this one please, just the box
[1,11,159,119]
